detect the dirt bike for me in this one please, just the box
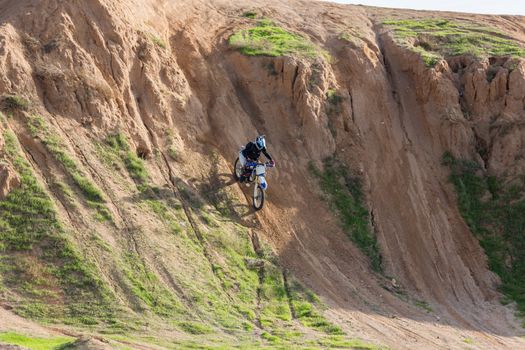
[233,153,274,210]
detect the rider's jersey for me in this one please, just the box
[242,141,273,162]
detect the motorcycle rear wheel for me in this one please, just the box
[233,157,243,181]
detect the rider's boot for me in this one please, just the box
[240,167,250,183]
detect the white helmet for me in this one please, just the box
[255,135,266,150]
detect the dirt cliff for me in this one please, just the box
[0,0,524,349]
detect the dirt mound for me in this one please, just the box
[0,0,524,349]
[58,337,112,350]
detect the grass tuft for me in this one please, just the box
[326,88,344,135]
[295,302,344,335]
[384,19,525,67]
[310,158,382,272]
[414,299,433,313]
[0,332,74,350]
[1,95,30,111]
[124,152,148,183]
[26,115,110,220]
[177,321,213,335]
[168,146,180,161]
[144,199,183,235]
[122,253,183,317]
[150,35,167,49]
[71,173,104,203]
[412,46,441,67]
[229,19,327,59]
[443,152,525,318]
[326,89,343,106]
[318,335,385,349]
[242,11,257,19]
[104,133,149,185]
[463,337,474,344]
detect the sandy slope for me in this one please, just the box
[0,0,524,349]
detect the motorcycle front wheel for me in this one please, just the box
[253,184,265,210]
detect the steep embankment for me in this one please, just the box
[0,0,524,349]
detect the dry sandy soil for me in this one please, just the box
[0,0,525,349]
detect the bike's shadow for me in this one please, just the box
[214,173,237,188]
[206,172,261,221]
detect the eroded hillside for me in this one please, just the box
[0,0,524,349]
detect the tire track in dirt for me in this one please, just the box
[158,150,237,303]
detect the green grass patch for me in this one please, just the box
[463,337,474,344]
[293,300,343,335]
[90,232,112,252]
[121,252,183,317]
[144,199,183,235]
[412,46,441,67]
[140,194,260,330]
[287,278,345,336]
[26,115,110,220]
[260,264,292,327]
[150,35,167,49]
[229,19,327,59]
[326,89,343,106]
[0,332,74,350]
[261,331,281,344]
[168,146,180,161]
[383,19,525,67]
[339,32,355,43]
[177,321,213,335]
[41,135,78,173]
[201,225,261,329]
[414,299,433,313]
[1,94,30,111]
[326,89,343,136]
[53,181,75,202]
[0,128,114,323]
[339,31,364,47]
[103,133,148,185]
[339,32,353,42]
[318,335,386,349]
[124,152,148,183]
[87,200,112,222]
[71,173,104,202]
[310,158,382,272]
[443,152,525,318]
[242,11,257,19]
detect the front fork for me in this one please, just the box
[253,180,259,198]
[255,175,267,192]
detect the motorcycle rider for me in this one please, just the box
[239,135,275,182]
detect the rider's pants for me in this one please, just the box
[239,151,247,167]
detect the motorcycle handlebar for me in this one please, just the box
[246,161,275,168]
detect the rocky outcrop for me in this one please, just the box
[380,31,525,178]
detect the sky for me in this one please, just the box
[326,0,525,15]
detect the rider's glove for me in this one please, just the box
[267,160,275,167]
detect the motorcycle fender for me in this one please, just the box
[259,176,267,190]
